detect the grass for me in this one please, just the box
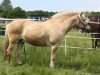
[0,29,100,75]
[0,24,6,29]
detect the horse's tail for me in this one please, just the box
[4,29,9,60]
[23,44,26,58]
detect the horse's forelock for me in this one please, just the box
[79,12,90,21]
[83,12,91,18]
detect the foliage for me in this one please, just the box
[26,10,56,18]
[1,7,27,18]
[0,0,13,18]
[2,9,12,18]
[90,11,100,17]
[0,0,13,11]
[11,7,27,18]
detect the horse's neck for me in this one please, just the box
[60,15,78,34]
[45,15,78,35]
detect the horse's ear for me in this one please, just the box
[84,11,91,17]
[80,12,84,16]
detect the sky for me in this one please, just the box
[0,0,100,12]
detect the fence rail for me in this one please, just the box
[0,18,41,25]
[65,32,100,55]
[66,36,100,39]
[89,21,100,25]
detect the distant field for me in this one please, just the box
[0,29,100,75]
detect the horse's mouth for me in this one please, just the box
[79,27,91,33]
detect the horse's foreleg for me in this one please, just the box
[94,34,99,49]
[5,42,15,64]
[91,34,95,48]
[92,39,95,48]
[95,39,99,48]
[16,42,24,65]
[50,45,57,68]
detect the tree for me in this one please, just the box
[0,5,3,17]
[0,5,3,11]
[12,7,26,18]
[26,10,56,18]
[90,11,100,17]
[0,0,13,18]
[1,0,13,11]
[2,9,13,18]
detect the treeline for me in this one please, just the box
[0,0,56,18]
[90,12,100,16]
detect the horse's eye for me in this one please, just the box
[83,20,85,21]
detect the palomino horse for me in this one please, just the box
[4,11,90,68]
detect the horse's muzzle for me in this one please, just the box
[80,25,91,33]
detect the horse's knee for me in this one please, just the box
[6,50,11,55]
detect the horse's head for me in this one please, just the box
[76,12,91,32]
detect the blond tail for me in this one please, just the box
[4,30,9,61]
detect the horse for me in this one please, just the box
[4,10,90,68]
[88,16,100,48]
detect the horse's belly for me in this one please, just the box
[24,36,50,46]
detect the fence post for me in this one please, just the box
[5,19,8,25]
[64,36,67,56]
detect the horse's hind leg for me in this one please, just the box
[4,32,9,62]
[91,34,95,48]
[95,39,99,48]
[16,40,24,65]
[5,42,15,64]
[4,38,9,61]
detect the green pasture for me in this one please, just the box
[0,29,100,75]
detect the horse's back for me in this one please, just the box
[6,19,34,42]
[6,19,36,33]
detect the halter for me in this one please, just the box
[77,12,87,26]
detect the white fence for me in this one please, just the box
[0,18,42,25]
[0,18,47,25]
[59,32,100,55]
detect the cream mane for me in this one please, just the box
[51,10,81,19]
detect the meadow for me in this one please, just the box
[0,29,100,75]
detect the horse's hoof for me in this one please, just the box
[4,61,8,64]
[50,63,55,69]
[18,61,22,65]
